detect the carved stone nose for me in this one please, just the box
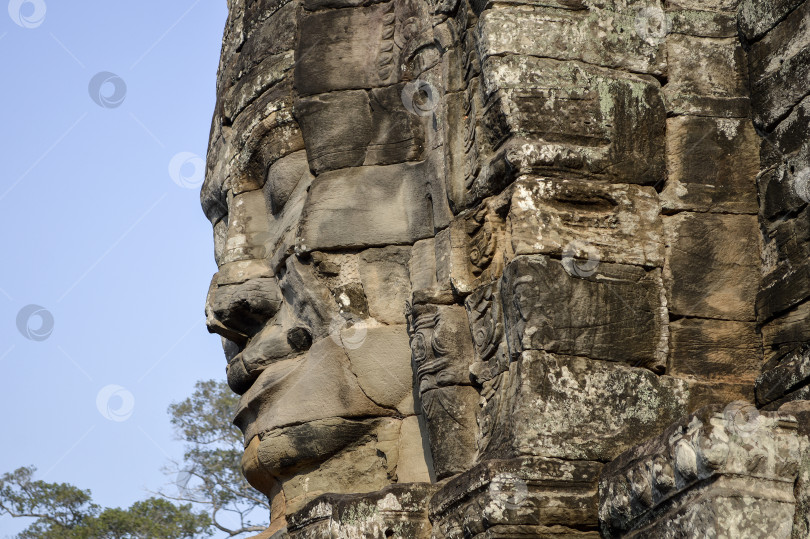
[205,273,283,345]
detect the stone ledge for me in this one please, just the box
[599,405,802,538]
[287,482,438,538]
[429,457,602,539]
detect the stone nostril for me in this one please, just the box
[287,327,313,352]
[206,312,249,347]
[206,275,249,346]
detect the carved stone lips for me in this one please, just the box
[225,301,312,395]
[232,336,391,445]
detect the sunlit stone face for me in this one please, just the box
[200,0,446,521]
[200,0,759,533]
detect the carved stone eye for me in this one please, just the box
[411,332,427,362]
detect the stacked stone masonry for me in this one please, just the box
[200,0,810,536]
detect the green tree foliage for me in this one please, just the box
[0,467,211,538]
[163,379,269,536]
[1,380,266,538]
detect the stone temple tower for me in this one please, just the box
[201,0,810,536]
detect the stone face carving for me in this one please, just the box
[204,0,442,528]
[202,0,810,535]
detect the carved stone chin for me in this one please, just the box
[202,0,810,535]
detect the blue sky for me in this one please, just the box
[0,0,231,535]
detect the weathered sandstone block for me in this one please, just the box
[429,457,602,538]
[739,0,806,40]
[501,255,667,371]
[287,483,437,539]
[668,318,761,382]
[664,34,750,117]
[759,206,810,323]
[663,212,759,321]
[478,55,666,188]
[762,301,810,365]
[661,116,759,214]
[475,4,666,76]
[479,351,737,463]
[748,0,810,130]
[757,345,810,408]
[295,86,425,174]
[298,163,436,252]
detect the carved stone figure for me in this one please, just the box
[201,0,810,536]
[406,303,477,479]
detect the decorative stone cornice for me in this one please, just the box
[430,457,602,538]
[599,405,802,537]
[287,483,438,538]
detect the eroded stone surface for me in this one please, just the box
[661,116,759,214]
[407,304,478,479]
[501,255,668,372]
[298,163,436,252]
[663,212,759,322]
[478,56,666,187]
[747,0,810,131]
[757,345,810,408]
[287,483,437,538]
[429,457,602,538]
[664,34,750,117]
[599,406,803,538]
[481,350,722,463]
[669,318,761,382]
